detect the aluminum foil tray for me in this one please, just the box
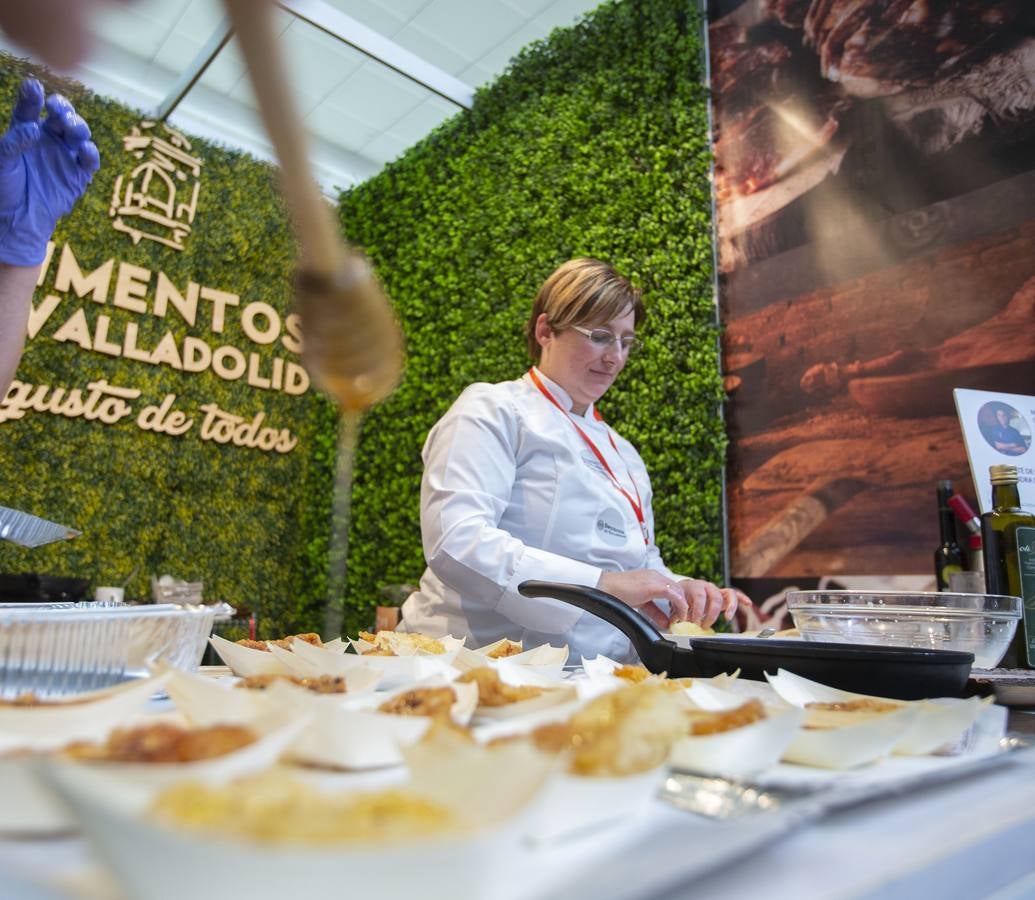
[0,604,227,699]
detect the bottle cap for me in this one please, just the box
[947,494,981,533]
[989,464,1018,485]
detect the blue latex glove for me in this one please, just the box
[0,78,100,267]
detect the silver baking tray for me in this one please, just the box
[0,603,229,699]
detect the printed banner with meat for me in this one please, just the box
[709,0,1035,602]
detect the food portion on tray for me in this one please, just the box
[1,622,1011,900]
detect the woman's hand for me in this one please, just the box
[597,570,687,631]
[671,581,749,628]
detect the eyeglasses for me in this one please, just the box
[570,325,642,354]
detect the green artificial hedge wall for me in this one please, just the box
[338,0,725,635]
[0,56,338,636]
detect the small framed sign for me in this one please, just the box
[953,388,1035,513]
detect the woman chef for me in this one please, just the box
[399,258,744,662]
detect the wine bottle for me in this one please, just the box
[934,480,965,592]
[981,464,1035,669]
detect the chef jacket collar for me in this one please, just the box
[527,367,597,421]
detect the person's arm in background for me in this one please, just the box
[0,78,100,396]
[0,262,44,395]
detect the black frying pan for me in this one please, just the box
[0,573,90,603]
[517,581,974,700]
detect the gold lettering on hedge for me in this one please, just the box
[154,271,199,325]
[52,308,92,347]
[1,381,299,454]
[31,242,309,397]
[138,394,192,435]
[247,353,269,389]
[92,315,122,356]
[282,312,303,354]
[199,403,299,453]
[201,287,239,333]
[55,244,114,302]
[150,333,184,370]
[212,346,246,380]
[36,242,55,287]
[182,337,211,372]
[241,302,280,344]
[27,294,61,339]
[113,262,151,312]
[0,379,140,424]
[282,363,310,395]
[123,323,152,363]
[109,121,202,252]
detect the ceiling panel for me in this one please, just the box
[191,40,247,94]
[370,94,456,154]
[321,0,419,35]
[306,99,382,150]
[408,0,527,62]
[0,0,607,193]
[388,22,473,75]
[497,0,556,17]
[328,60,428,131]
[170,0,228,35]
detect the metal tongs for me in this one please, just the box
[0,505,80,547]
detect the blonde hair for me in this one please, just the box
[524,258,645,360]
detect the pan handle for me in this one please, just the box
[517,581,676,673]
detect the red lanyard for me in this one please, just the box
[528,367,648,544]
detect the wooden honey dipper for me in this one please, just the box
[224,0,404,412]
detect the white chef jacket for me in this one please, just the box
[399,368,683,664]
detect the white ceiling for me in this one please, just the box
[0,0,605,195]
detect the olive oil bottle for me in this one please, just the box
[981,465,1035,669]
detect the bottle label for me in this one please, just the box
[1017,526,1035,668]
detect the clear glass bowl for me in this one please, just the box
[0,604,227,699]
[786,590,1022,669]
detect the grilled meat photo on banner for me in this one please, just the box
[710,0,1035,584]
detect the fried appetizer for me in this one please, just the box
[485,639,523,659]
[613,664,651,683]
[357,631,446,656]
[419,715,477,745]
[669,621,715,637]
[527,721,574,754]
[535,683,688,776]
[686,699,766,736]
[236,674,347,694]
[802,696,903,729]
[378,686,456,718]
[63,722,255,763]
[234,633,323,652]
[806,698,900,713]
[153,771,453,845]
[456,667,544,706]
[612,665,692,691]
[234,638,270,652]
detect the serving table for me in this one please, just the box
[1,688,1032,900]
